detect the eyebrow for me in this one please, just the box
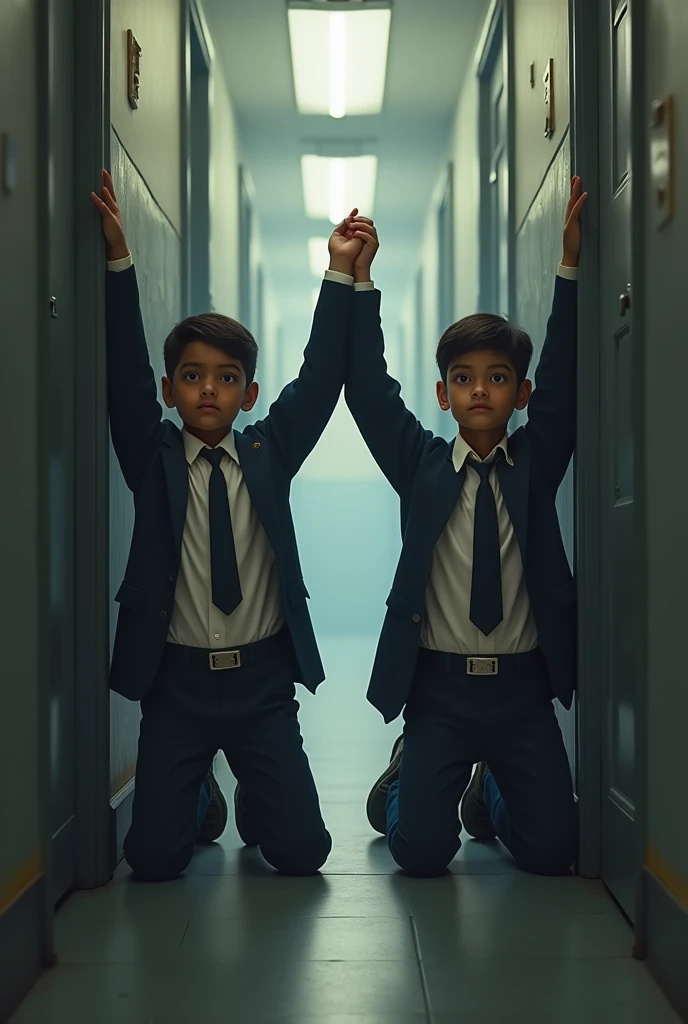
[179,361,242,372]
[450,362,513,372]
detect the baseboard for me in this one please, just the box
[643,865,688,1020]
[0,875,45,1022]
[109,776,135,870]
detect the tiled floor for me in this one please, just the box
[11,636,682,1023]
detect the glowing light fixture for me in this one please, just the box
[287,4,392,118]
[308,236,331,278]
[302,154,377,224]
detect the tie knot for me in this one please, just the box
[469,453,501,480]
[201,447,225,469]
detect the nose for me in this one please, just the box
[200,378,217,396]
[472,380,488,397]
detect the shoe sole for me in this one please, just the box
[198,770,228,844]
[460,765,496,841]
[365,737,404,835]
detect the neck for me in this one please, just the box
[458,425,506,461]
[184,424,233,449]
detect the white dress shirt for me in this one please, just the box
[421,263,578,656]
[107,252,372,648]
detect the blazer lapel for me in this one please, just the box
[235,431,281,556]
[161,425,189,561]
[497,443,530,564]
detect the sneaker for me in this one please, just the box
[460,762,496,840]
[197,768,228,844]
[233,784,259,847]
[366,735,404,835]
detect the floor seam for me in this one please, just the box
[409,912,435,1024]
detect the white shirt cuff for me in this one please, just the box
[353,281,374,291]
[323,269,354,286]
[557,263,578,281]
[107,253,133,272]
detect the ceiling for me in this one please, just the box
[203,0,488,329]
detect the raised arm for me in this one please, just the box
[525,177,587,491]
[258,212,367,479]
[92,171,163,492]
[344,223,429,496]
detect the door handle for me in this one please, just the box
[619,285,631,317]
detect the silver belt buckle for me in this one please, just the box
[209,650,241,671]
[467,657,498,676]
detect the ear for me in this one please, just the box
[514,378,532,411]
[436,379,450,411]
[162,376,176,409]
[241,381,260,413]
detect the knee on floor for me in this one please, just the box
[514,835,576,877]
[391,834,457,878]
[263,833,333,876]
[124,844,194,883]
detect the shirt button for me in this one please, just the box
[214,633,220,641]
[160,610,167,619]
[412,614,421,623]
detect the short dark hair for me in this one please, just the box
[163,313,258,384]
[436,313,533,384]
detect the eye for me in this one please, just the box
[455,374,470,385]
[219,374,237,384]
[184,371,200,382]
[491,373,508,384]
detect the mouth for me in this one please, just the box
[469,404,492,412]
[197,404,220,412]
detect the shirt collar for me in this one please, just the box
[182,428,238,466]
[452,430,513,473]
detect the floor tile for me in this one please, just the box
[424,956,683,1021]
[176,914,417,962]
[12,961,427,1019]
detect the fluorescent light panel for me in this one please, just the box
[302,154,377,224]
[288,7,391,117]
[308,236,330,278]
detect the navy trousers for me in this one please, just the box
[123,631,331,880]
[386,648,577,877]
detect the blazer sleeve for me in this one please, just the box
[525,276,578,491]
[106,266,164,492]
[257,279,353,480]
[344,288,430,495]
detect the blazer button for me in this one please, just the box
[168,574,175,582]
[253,442,261,449]
[412,614,421,623]
[160,610,167,619]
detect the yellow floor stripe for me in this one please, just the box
[647,845,688,911]
[0,849,43,916]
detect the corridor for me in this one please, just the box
[10,640,681,1023]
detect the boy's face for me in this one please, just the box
[162,340,258,442]
[436,349,531,433]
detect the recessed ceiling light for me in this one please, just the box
[287,4,392,118]
[302,154,377,224]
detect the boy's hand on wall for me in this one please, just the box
[90,170,130,261]
[562,176,588,268]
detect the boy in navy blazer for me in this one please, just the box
[346,179,588,877]
[91,171,371,881]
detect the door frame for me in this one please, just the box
[476,0,515,317]
[70,0,113,894]
[569,0,649,945]
[181,0,214,318]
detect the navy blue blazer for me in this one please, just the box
[345,277,578,723]
[106,267,352,701]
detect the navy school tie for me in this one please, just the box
[200,447,243,616]
[468,455,503,637]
